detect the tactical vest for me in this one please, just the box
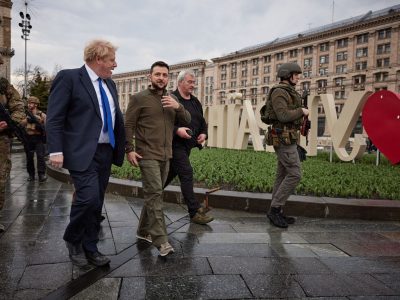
[261,83,302,129]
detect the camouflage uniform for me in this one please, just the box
[0,81,25,213]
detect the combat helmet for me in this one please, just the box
[27,96,40,104]
[277,63,302,80]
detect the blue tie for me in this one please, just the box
[98,78,115,148]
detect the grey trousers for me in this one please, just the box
[271,144,302,208]
[137,159,169,247]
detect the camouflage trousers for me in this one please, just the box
[0,135,11,211]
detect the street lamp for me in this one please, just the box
[18,1,32,99]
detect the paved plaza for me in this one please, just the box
[1,153,400,299]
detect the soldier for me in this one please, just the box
[0,76,25,232]
[22,96,47,182]
[265,63,309,228]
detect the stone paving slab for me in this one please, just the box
[1,153,400,299]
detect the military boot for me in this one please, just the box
[280,209,296,224]
[267,206,288,228]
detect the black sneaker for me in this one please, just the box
[38,175,47,183]
[27,176,35,182]
[280,210,296,224]
[267,207,288,228]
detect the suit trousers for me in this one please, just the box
[63,144,113,253]
[137,159,169,247]
[271,143,302,208]
[164,146,200,218]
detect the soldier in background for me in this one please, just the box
[0,61,26,232]
[265,62,309,228]
[21,96,47,182]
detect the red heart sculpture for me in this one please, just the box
[362,90,400,165]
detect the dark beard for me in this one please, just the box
[151,81,166,92]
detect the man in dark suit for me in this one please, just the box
[46,39,125,267]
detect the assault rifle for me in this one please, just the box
[300,89,311,145]
[0,102,29,150]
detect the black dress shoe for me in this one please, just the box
[65,241,88,267]
[27,176,35,182]
[38,175,47,182]
[85,251,110,266]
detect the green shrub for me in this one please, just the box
[112,148,399,200]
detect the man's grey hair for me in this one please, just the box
[177,70,195,83]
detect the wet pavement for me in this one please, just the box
[1,153,400,299]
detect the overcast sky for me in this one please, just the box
[10,0,400,84]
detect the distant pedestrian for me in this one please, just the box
[46,39,126,266]
[0,75,25,232]
[163,70,213,225]
[124,61,191,256]
[264,62,309,228]
[22,96,47,182]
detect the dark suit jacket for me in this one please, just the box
[46,65,125,171]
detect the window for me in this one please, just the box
[337,38,348,48]
[319,55,329,64]
[289,49,298,58]
[276,52,284,60]
[336,64,347,74]
[221,64,226,71]
[304,58,312,67]
[319,67,328,76]
[241,69,248,77]
[252,67,259,76]
[301,81,310,91]
[264,55,271,63]
[241,61,247,68]
[337,51,348,61]
[263,65,270,74]
[377,57,390,68]
[335,77,344,86]
[353,75,366,84]
[205,86,209,94]
[221,82,226,89]
[335,90,345,99]
[251,88,257,95]
[356,33,369,44]
[303,46,313,55]
[303,70,312,78]
[221,73,226,80]
[263,76,270,84]
[252,58,259,65]
[251,78,259,86]
[377,43,391,55]
[317,80,327,88]
[374,72,388,82]
[319,42,329,52]
[240,89,247,97]
[262,86,269,94]
[231,62,237,70]
[355,48,368,58]
[378,28,391,39]
[241,80,247,87]
[231,71,237,79]
[355,61,367,71]
[230,81,236,88]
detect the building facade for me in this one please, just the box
[113,5,400,118]
[0,0,13,80]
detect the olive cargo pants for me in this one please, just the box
[137,159,169,247]
[271,143,302,208]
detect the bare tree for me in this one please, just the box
[13,64,48,97]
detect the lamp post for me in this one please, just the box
[18,1,32,99]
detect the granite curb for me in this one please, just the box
[47,165,400,221]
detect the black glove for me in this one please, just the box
[297,145,307,162]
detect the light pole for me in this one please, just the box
[18,1,32,99]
